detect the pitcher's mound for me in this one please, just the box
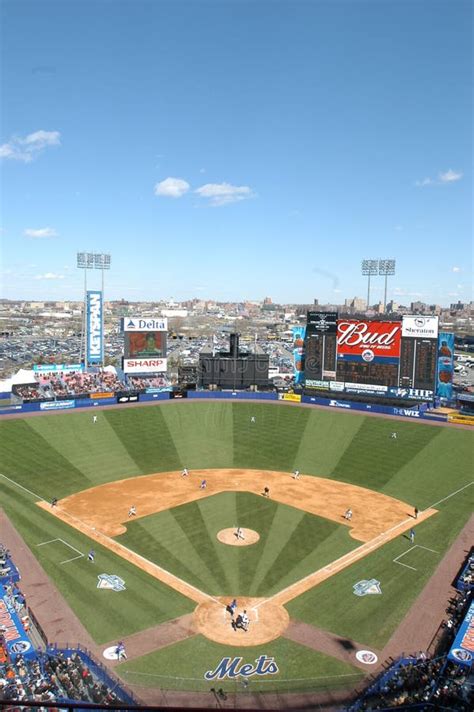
[194,597,289,646]
[217,528,260,546]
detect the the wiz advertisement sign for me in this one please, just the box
[87,291,103,363]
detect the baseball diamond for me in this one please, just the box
[0,400,473,700]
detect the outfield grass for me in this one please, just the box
[117,635,363,692]
[0,401,472,681]
[117,492,358,596]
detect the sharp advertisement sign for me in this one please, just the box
[123,317,168,332]
[86,291,103,364]
[123,358,167,374]
[337,320,401,364]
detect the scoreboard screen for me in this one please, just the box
[124,331,167,359]
[305,334,323,380]
[414,339,437,390]
[399,337,436,391]
[336,359,399,386]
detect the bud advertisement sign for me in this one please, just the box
[337,320,401,364]
[292,326,306,384]
[437,332,454,399]
[87,291,103,363]
[402,316,439,339]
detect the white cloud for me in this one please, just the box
[0,130,61,162]
[415,177,434,187]
[439,168,463,183]
[415,169,463,187]
[195,182,255,206]
[24,227,58,238]
[154,177,190,198]
[34,272,65,280]
[451,266,461,272]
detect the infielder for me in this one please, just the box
[181,468,189,477]
[292,470,300,479]
[344,508,353,521]
[200,479,207,489]
[128,505,136,517]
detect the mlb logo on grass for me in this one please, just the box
[97,574,126,592]
[353,579,382,596]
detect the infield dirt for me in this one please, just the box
[38,469,437,645]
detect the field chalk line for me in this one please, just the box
[36,537,84,565]
[393,544,439,572]
[2,472,473,611]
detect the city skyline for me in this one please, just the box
[1,0,471,306]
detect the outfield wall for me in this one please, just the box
[0,389,452,422]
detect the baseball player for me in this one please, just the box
[227,598,237,617]
[250,416,256,423]
[50,497,58,508]
[200,479,207,489]
[344,508,353,521]
[409,528,415,544]
[391,432,397,439]
[88,549,95,563]
[128,505,136,517]
[241,610,250,632]
[93,415,98,424]
[181,468,189,477]
[414,507,419,519]
[263,487,270,498]
[292,470,300,479]
[236,527,245,540]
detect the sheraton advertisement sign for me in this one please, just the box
[337,320,402,362]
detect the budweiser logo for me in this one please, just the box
[337,322,400,350]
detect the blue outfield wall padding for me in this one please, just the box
[187,390,277,400]
[0,392,11,399]
[140,392,171,402]
[301,395,448,421]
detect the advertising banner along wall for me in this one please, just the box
[86,290,103,364]
[337,320,401,364]
[292,326,306,385]
[437,332,455,399]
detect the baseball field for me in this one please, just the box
[0,400,473,697]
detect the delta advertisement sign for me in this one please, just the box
[123,358,167,373]
[123,317,168,332]
[337,320,401,364]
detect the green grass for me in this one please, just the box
[117,635,363,692]
[0,401,473,685]
[286,480,474,649]
[0,478,194,644]
[116,492,358,596]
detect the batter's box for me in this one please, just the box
[36,537,84,565]
[393,545,439,572]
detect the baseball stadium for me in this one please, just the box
[1,391,473,710]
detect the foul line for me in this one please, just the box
[393,545,439,572]
[426,481,473,510]
[0,473,47,502]
[37,537,84,565]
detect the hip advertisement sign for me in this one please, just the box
[402,316,439,339]
[437,332,454,399]
[87,290,103,364]
[337,320,401,363]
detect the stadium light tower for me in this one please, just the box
[378,259,396,312]
[361,259,379,310]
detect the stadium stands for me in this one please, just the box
[0,545,137,707]
[348,589,473,710]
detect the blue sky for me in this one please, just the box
[1,0,471,305]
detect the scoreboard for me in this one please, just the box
[303,315,441,401]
